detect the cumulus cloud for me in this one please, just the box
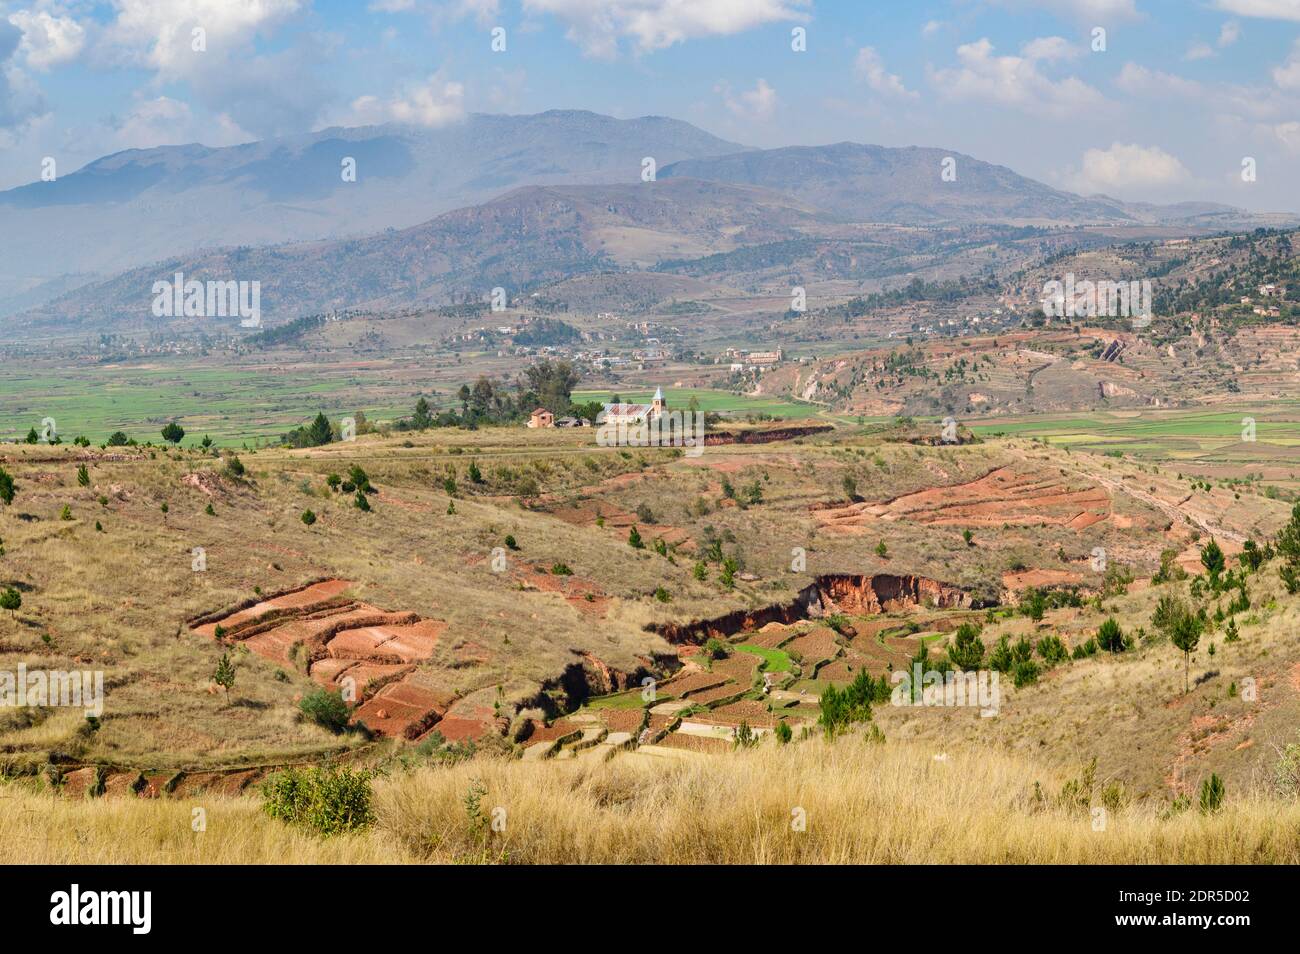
[0,17,46,129]
[929,38,1104,118]
[1183,18,1241,59]
[93,1,334,139]
[1215,0,1300,22]
[109,95,252,150]
[717,77,776,121]
[1116,62,1204,97]
[1020,36,1079,62]
[992,0,1140,22]
[102,0,306,75]
[1273,38,1300,89]
[1063,142,1193,195]
[1273,120,1300,153]
[8,9,86,70]
[522,0,807,58]
[854,47,915,98]
[347,73,466,127]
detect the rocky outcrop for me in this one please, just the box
[816,573,976,613]
[648,573,989,645]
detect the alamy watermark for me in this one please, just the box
[891,665,1000,717]
[596,409,705,458]
[151,271,261,327]
[1,663,104,717]
[1042,273,1151,327]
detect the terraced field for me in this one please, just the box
[191,580,475,741]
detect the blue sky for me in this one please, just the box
[1,0,1299,210]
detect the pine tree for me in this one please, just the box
[307,412,333,447]
[946,622,985,670]
[0,467,16,506]
[1171,613,1202,694]
[1201,538,1225,586]
[1097,617,1126,653]
[628,525,644,549]
[76,464,89,487]
[214,653,236,701]
[412,397,432,430]
[0,586,21,619]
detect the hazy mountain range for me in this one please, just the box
[0,110,744,317]
[2,108,1294,331]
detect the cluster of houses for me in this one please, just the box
[528,387,667,429]
[718,348,784,372]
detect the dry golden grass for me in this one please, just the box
[7,736,1300,864]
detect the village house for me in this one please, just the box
[528,407,554,428]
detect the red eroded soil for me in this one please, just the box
[814,465,1111,532]
[516,565,612,617]
[193,581,452,740]
[191,579,353,637]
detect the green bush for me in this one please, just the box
[1198,773,1225,815]
[262,766,375,835]
[299,688,352,734]
[1036,634,1068,666]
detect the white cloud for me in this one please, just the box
[1273,38,1300,89]
[854,47,916,98]
[992,0,1140,22]
[1020,36,1079,61]
[1116,62,1203,97]
[718,77,776,121]
[93,1,333,139]
[103,0,306,75]
[1182,18,1241,59]
[921,19,947,37]
[8,9,86,70]
[1063,142,1193,195]
[109,95,252,150]
[0,17,45,129]
[1273,120,1300,153]
[522,0,807,58]
[347,73,465,127]
[1215,1,1300,22]
[929,38,1104,118]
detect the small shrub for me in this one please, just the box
[1198,773,1225,815]
[299,688,352,733]
[262,766,375,836]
